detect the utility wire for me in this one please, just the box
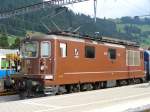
[40,7,66,20]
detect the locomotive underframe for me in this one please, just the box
[11,73,146,97]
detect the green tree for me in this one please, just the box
[10,38,20,49]
[0,33,9,48]
[0,25,9,48]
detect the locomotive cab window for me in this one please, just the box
[85,46,95,58]
[21,41,38,58]
[41,41,51,57]
[60,43,67,58]
[108,48,116,60]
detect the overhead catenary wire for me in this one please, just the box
[50,19,61,31]
[40,21,52,32]
[40,7,67,20]
[0,0,89,19]
[0,0,98,33]
[40,7,68,32]
[0,6,70,33]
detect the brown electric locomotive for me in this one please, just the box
[13,32,145,96]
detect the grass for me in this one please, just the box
[116,23,150,47]
[137,25,150,32]
[141,37,150,48]
[116,24,150,33]
[7,35,17,45]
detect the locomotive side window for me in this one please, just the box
[85,46,95,58]
[127,51,134,65]
[41,41,51,57]
[134,51,140,66]
[60,43,67,58]
[108,48,116,60]
[127,50,140,66]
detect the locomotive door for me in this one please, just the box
[40,41,53,76]
[126,50,132,78]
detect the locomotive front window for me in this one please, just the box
[41,41,51,57]
[21,41,38,58]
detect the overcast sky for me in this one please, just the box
[45,0,150,19]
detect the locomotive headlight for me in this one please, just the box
[32,81,39,86]
[17,65,21,71]
[11,79,15,84]
[44,75,54,80]
[23,81,26,86]
[40,65,45,71]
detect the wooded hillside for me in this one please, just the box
[0,0,150,48]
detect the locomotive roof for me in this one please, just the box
[25,32,140,47]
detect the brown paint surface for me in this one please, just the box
[21,35,145,86]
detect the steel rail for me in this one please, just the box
[0,0,89,19]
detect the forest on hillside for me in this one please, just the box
[0,0,150,49]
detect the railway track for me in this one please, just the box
[0,90,17,96]
[0,94,20,103]
[0,83,150,112]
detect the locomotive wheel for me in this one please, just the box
[86,84,93,91]
[81,83,93,91]
[58,86,67,95]
[72,86,79,92]
[67,84,80,93]
[128,79,135,85]
[101,81,107,88]
[67,85,74,93]
[19,90,28,99]
[134,78,141,84]
[118,80,128,86]
[93,82,101,90]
